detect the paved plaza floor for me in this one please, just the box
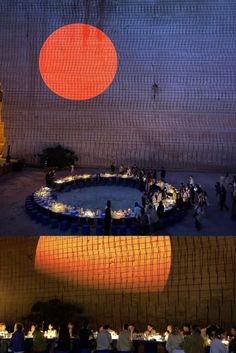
[0,167,235,236]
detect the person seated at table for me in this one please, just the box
[128,323,139,335]
[119,164,125,175]
[0,322,9,337]
[45,324,57,338]
[206,325,218,343]
[78,322,94,353]
[27,324,36,337]
[164,325,173,341]
[229,326,236,353]
[117,324,133,353]
[55,323,71,353]
[98,325,104,332]
[166,326,183,353]
[9,323,25,353]
[144,324,157,339]
[33,325,47,353]
[210,328,227,353]
[110,162,115,174]
[107,326,117,338]
[96,325,112,353]
[182,324,191,338]
[67,322,75,338]
[183,325,204,353]
[127,167,132,176]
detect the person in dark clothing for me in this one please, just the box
[176,193,183,210]
[219,185,229,211]
[157,201,164,218]
[56,324,70,353]
[141,193,148,208]
[139,174,145,192]
[193,205,202,230]
[78,322,94,353]
[10,323,25,353]
[229,326,236,353]
[190,185,195,205]
[110,162,115,174]
[160,167,166,181]
[139,207,149,235]
[104,200,112,235]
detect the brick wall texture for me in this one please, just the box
[0,236,235,331]
[0,0,235,170]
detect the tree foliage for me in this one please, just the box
[39,145,78,169]
[23,298,84,326]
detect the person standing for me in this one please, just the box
[104,200,112,235]
[193,205,202,230]
[219,185,229,211]
[78,322,94,353]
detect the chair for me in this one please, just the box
[119,224,127,235]
[82,224,90,235]
[60,220,70,231]
[30,209,38,220]
[130,223,138,235]
[111,224,118,235]
[96,224,103,235]
[71,223,79,234]
[35,212,43,223]
[42,215,50,226]
[51,218,59,229]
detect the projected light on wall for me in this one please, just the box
[39,24,118,100]
[35,236,171,292]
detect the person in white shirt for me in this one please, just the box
[210,328,227,353]
[117,324,133,352]
[96,325,112,353]
[143,324,157,339]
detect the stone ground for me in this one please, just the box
[0,167,235,236]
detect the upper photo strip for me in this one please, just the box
[0,0,235,236]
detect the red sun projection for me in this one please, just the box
[39,24,118,100]
[35,236,171,292]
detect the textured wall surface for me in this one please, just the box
[0,236,235,330]
[0,0,235,170]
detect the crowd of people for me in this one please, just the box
[107,164,211,233]
[1,322,236,353]
[42,164,236,234]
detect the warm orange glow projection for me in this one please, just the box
[39,24,118,100]
[35,236,171,292]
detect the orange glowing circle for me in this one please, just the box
[39,24,118,100]
[35,236,171,292]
